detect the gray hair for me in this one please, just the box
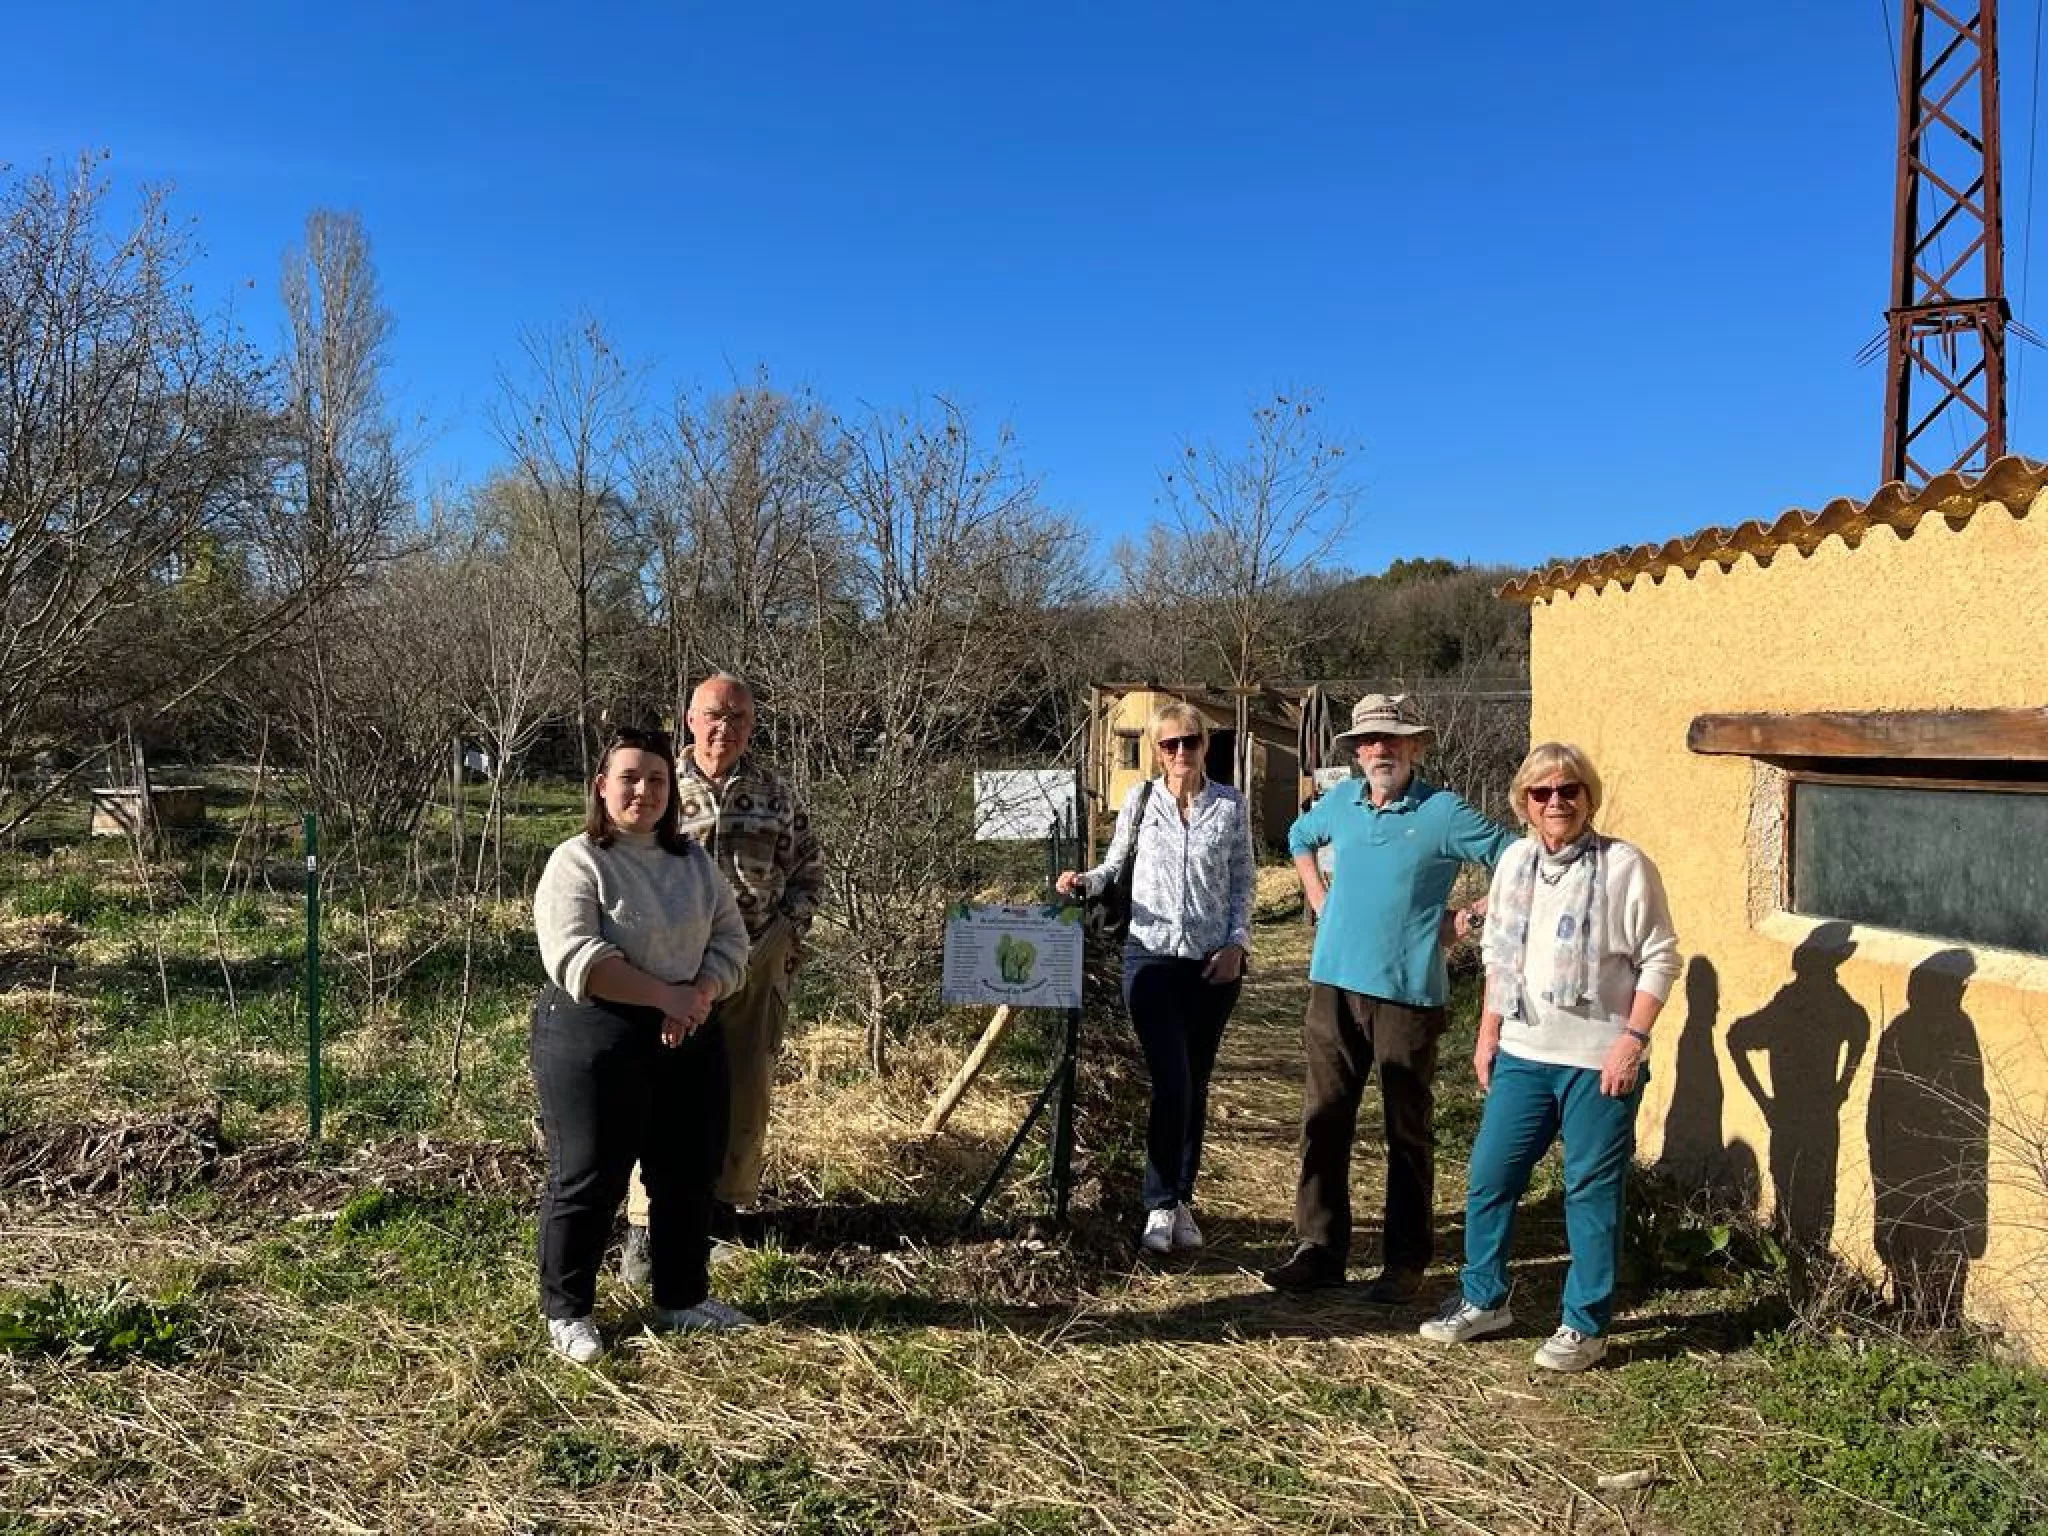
[691,672,756,706]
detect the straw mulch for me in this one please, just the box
[1,920,1719,1534]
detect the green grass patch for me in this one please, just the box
[535,1427,688,1490]
[872,1335,977,1405]
[0,1280,196,1364]
[331,1185,529,1274]
[1581,1333,2048,1536]
[721,1449,894,1535]
[6,872,151,927]
[251,1186,531,1321]
[1749,1333,2048,1535]
[720,1247,947,1329]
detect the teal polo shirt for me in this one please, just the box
[1287,776,1517,1008]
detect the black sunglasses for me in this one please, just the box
[1527,782,1585,805]
[1156,734,1204,755]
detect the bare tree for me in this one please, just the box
[276,210,406,591]
[634,374,840,721]
[1125,390,1363,788]
[0,157,299,833]
[443,488,575,878]
[770,400,1087,1072]
[415,504,575,1095]
[261,209,414,834]
[491,320,640,777]
[1141,390,1361,687]
[1103,526,1200,682]
[1406,670,1530,825]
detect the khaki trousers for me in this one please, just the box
[628,917,799,1223]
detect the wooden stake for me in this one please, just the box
[921,1005,1018,1134]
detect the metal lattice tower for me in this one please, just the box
[1882,0,2010,486]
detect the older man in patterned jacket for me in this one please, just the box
[622,673,825,1282]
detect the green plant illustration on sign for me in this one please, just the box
[996,933,1038,984]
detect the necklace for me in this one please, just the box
[1537,863,1568,887]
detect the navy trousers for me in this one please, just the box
[1124,953,1241,1212]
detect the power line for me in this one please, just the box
[2016,0,2045,415]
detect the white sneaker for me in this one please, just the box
[547,1315,604,1364]
[1170,1203,1204,1251]
[1139,1207,1176,1254]
[1418,1295,1515,1344]
[1533,1325,1607,1372]
[654,1297,756,1333]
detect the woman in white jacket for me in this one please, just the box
[1419,742,1680,1372]
[1055,702,1252,1257]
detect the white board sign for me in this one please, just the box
[941,903,1084,1010]
[972,770,1077,842]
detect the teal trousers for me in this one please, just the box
[1458,1050,1644,1336]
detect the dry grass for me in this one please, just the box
[1,910,1733,1536]
[2,1210,1692,1534]
[9,795,2044,1533]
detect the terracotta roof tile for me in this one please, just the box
[1498,454,2048,603]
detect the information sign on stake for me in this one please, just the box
[941,903,1083,1011]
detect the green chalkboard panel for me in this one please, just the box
[1791,781,2048,957]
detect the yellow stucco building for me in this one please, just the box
[1504,458,2048,1356]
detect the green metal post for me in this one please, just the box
[1045,811,1079,1227]
[1049,1006,1079,1226]
[303,812,322,1143]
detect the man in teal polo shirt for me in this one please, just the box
[1264,693,1517,1299]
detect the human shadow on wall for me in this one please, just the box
[1655,958,1757,1206]
[1867,950,1989,1329]
[1725,924,1871,1250]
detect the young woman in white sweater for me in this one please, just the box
[1419,742,1680,1372]
[530,725,751,1363]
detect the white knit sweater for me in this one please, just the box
[1492,837,1681,1072]
[533,831,751,1004]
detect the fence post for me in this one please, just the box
[303,812,322,1144]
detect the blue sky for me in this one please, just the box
[11,2,2046,576]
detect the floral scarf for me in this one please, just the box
[1482,832,1606,1020]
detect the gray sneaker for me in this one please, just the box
[653,1297,756,1333]
[618,1224,652,1289]
[1533,1325,1607,1372]
[1418,1295,1515,1344]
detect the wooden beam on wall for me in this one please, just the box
[1688,708,2048,760]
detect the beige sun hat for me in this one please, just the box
[1332,692,1434,752]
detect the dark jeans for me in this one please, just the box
[1293,983,1446,1274]
[1124,953,1241,1212]
[530,985,729,1318]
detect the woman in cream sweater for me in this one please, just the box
[531,724,751,1363]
